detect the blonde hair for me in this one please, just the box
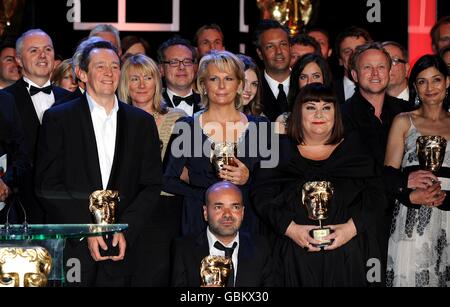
[51,59,74,87]
[196,50,244,110]
[118,54,167,114]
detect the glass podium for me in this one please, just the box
[0,224,128,286]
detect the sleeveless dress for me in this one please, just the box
[387,116,450,287]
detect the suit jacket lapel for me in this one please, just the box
[235,232,254,286]
[16,78,40,130]
[107,102,126,190]
[79,95,103,189]
[162,90,175,108]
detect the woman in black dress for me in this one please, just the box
[252,83,387,286]
[163,50,270,236]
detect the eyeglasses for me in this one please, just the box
[162,58,195,67]
[391,58,407,66]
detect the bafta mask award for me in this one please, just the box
[302,181,334,248]
[89,190,120,256]
[416,136,447,173]
[211,142,238,176]
[0,246,52,287]
[257,0,314,36]
[200,255,233,287]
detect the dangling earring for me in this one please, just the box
[414,95,421,106]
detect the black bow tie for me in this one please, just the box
[29,85,52,96]
[172,94,195,107]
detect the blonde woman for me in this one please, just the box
[118,54,186,286]
[51,59,78,92]
[163,50,270,236]
[119,54,186,159]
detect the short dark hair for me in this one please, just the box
[409,54,449,109]
[306,28,330,41]
[288,53,333,107]
[253,19,290,49]
[430,16,450,52]
[439,45,450,59]
[121,35,150,56]
[79,40,118,72]
[0,42,15,55]
[156,36,197,63]
[335,26,372,57]
[287,83,344,145]
[381,41,409,62]
[193,24,224,47]
[290,34,321,54]
[350,42,392,72]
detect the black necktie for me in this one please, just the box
[29,85,52,96]
[277,83,288,112]
[172,94,195,107]
[214,241,237,287]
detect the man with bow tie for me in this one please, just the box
[4,29,73,223]
[157,37,203,116]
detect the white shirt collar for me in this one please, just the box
[206,227,239,249]
[165,88,195,116]
[396,86,409,102]
[86,92,119,117]
[23,76,51,91]
[343,76,356,101]
[264,71,290,98]
[166,87,194,100]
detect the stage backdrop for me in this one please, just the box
[11,0,450,65]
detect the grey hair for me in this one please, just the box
[72,36,106,80]
[89,24,121,50]
[16,29,53,58]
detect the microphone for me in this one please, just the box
[3,166,28,231]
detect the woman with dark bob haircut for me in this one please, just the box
[276,53,333,134]
[252,83,386,286]
[287,83,343,145]
[385,54,450,287]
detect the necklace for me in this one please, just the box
[151,111,160,121]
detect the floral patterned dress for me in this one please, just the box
[387,117,450,287]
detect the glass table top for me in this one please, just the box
[0,224,128,240]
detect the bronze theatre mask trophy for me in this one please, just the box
[89,190,120,256]
[211,142,238,177]
[416,136,447,174]
[200,255,233,287]
[302,181,334,248]
[0,246,52,287]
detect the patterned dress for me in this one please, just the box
[387,118,450,287]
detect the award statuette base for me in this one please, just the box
[99,234,120,257]
[310,227,333,249]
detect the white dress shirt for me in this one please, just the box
[166,88,194,116]
[86,93,119,189]
[343,75,356,101]
[206,227,240,284]
[24,77,55,124]
[264,71,290,100]
[397,86,410,102]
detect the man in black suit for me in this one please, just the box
[4,29,73,223]
[254,20,291,122]
[333,27,372,104]
[0,90,30,223]
[171,181,273,287]
[35,40,162,286]
[157,37,203,116]
[342,43,412,280]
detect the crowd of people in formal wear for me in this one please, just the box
[0,15,450,287]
